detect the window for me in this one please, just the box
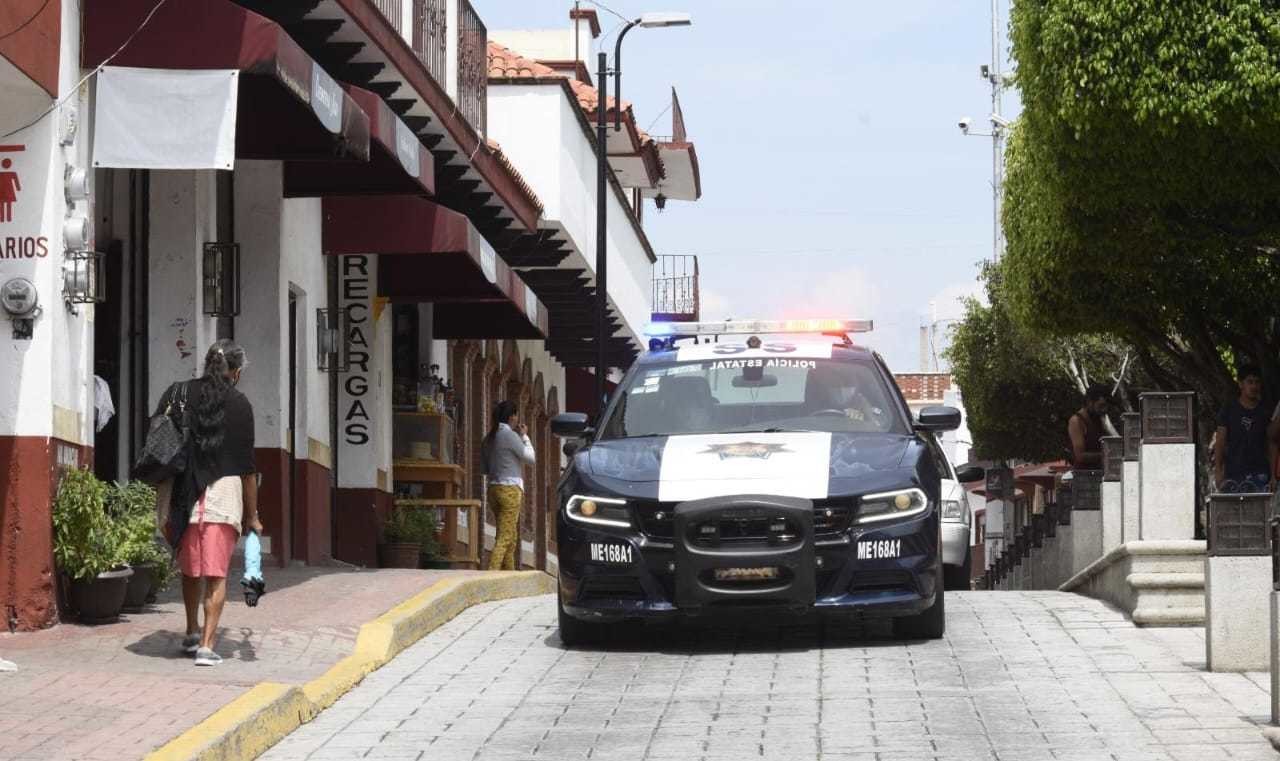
[600,357,908,439]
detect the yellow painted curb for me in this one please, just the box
[144,683,312,761]
[146,570,554,761]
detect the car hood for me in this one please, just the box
[582,431,916,501]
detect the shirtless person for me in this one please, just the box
[1068,384,1109,469]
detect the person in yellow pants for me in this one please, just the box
[481,400,536,570]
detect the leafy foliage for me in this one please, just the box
[384,505,441,561]
[1003,0,1280,408]
[946,275,1080,462]
[108,481,173,591]
[52,469,120,581]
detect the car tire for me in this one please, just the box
[893,581,946,640]
[557,595,606,647]
[943,547,973,591]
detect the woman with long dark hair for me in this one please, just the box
[480,400,535,570]
[164,340,260,666]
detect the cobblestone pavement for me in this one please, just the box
[0,565,479,761]
[263,591,1278,761]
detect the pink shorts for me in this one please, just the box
[178,522,238,578]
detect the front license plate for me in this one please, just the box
[713,566,779,581]
[857,539,902,560]
[588,542,633,565]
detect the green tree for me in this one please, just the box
[1002,0,1280,408]
[947,271,1080,462]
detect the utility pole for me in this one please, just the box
[990,0,1005,263]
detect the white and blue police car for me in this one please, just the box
[550,319,984,645]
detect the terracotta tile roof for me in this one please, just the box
[487,42,630,115]
[487,41,559,79]
[485,138,542,216]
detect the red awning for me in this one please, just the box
[84,0,371,162]
[322,196,549,339]
[283,86,435,197]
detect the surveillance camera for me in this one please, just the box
[990,114,1010,129]
[958,116,973,133]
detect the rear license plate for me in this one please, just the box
[588,542,633,565]
[713,566,779,581]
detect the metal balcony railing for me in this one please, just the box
[456,0,487,136]
[411,0,448,87]
[652,254,699,322]
[373,0,404,34]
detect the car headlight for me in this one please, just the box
[942,499,969,525]
[565,495,631,528]
[857,488,929,524]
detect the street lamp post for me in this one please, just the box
[593,12,691,417]
[958,0,1007,264]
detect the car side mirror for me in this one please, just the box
[955,464,985,483]
[916,405,961,432]
[551,412,593,438]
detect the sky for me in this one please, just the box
[473,0,1021,374]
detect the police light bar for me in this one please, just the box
[645,319,873,337]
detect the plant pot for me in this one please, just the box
[380,542,422,569]
[69,566,134,624]
[121,565,156,612]
[421,558,451,569]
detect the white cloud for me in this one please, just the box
[925,276,986,322]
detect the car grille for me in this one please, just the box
[689,512,803,548]
[634,499,853,541]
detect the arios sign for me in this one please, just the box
[0,144,50,259]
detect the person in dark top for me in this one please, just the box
[160,340,260,666]
[1214,364,1271,493]
[1068,384,1109,468]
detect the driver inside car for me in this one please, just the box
[804,365,876,423]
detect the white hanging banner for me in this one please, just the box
[93,66,238,170]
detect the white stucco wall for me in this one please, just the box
[0,3,96,443]
[282,198,333,466]
[487,84,652,342]
[147,170,220,406]
[232,162,331,466]
[489,30,576,63]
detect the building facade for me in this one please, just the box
[0,1,702,630]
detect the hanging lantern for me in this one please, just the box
[202,242,240,317]
[316,306,351,372]
[62,249,106,304]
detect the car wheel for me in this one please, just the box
[557,594,607,647]
[943,547,973,591]
[893,581,946,640]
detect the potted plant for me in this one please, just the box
[109,481,172,612]
[53,468,133,624]
[380,505,422,568]
[416,511,450,569]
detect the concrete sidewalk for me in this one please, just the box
[0,563,551,761]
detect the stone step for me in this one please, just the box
[1132,605,1205,626]
[1059,540,1208,626]
[1128,571,1205,590]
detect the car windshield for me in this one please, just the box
[598,353,908,439]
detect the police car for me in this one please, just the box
[549,319,984,645]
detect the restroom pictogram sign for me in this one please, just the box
[0,146,24,224]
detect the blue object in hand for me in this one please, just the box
[241,532,265,606]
